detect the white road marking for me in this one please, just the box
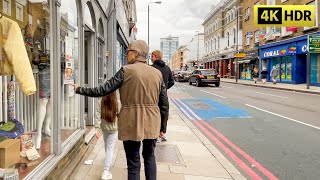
[244,90,288,99]
[245,104,320,130]
[201,90,227,99]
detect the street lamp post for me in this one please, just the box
[147,1,161,64]
[148,1,162,46]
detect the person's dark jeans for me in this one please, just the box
[123,139,157,180]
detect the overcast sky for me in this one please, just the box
[135,0,219,52]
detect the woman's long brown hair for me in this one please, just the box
[100,92,118,123]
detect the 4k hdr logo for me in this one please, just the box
[254,5,315,27]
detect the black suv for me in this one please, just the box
[189,69,220,87]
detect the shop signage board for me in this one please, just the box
[236,53,246,58]
[308,35,320,53]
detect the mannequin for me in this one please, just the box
[34,55,51,149]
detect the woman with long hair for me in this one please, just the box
[95,91,120,180]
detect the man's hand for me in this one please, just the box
[159,131,165,138]
[70,84,78,92]
[95,128,101,139]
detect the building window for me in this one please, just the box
[16,3,23,21]
[281,27,293,36]
[227,32,230,46]
[254,30,260,43]
[3,0,11,15]
[29,14,32,25]
[246,35,250,46]
[304,0,318,29]
[214,38,217,50]
[245,8,250,21]
[267,0,276,5]
[218,36,220,49]
[233,28,236,44]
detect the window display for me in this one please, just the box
[0,1,51,179]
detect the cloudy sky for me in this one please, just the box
[135,0,219,52]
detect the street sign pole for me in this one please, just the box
[307,52,310,89]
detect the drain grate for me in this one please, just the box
[189,101,213,110]
[155,145,183,165]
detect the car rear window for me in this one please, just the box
[201,70,216,75]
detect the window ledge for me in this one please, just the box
[281,33,293,38]
[302,26,318,32]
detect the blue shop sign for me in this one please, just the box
[261,39,308,59]
[260,44,289,58]
[296,40,308,54]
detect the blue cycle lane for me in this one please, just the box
[173,98,251,121]
[170,96,279,180]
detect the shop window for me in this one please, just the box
[16,3,24,22]
[3,0,11,15]
[0,1,51,179]
[311,54,320,84]
[60,0,80,142]
[304,1,318,30]
[98,40,104,81]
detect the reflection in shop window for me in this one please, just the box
[3,0,11,15]
[16,2,24,22]
[60,0,80,142]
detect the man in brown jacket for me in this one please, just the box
[73,40,169,180]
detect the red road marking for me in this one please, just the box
[172,99,262,180]
[174,98,278,180]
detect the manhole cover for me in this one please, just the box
[155,145,183,165]
[189,101,213,110]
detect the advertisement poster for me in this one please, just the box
[275,63,280,79]
[281,63,286,79]
[64,60,74,84]
[287,62,292,80]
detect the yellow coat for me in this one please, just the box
[0,16,36,96]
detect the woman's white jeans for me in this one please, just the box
[102,131,118,171]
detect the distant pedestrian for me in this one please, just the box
[252,67,259,84]
[95,91,120,180]
[151,50,175,90]
[261,67,268,84]
[72,40,169,180]
[151,50,173,142]
[270,66,279,84]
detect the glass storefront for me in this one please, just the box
[240,63,254,80]
[311,53,320,85]
[0,1,52,178]
[271,56,292,82]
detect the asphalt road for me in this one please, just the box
[168,82,320,180]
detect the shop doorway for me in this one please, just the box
[84,26,95,126]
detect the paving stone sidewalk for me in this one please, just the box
[69,102,247,180]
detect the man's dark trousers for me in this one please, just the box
[123,139,157,180]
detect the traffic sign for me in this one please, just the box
[308,35,320,53]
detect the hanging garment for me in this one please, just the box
[0,16,36,95]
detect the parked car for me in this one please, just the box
[174,71,190,82]
[189,69,220,87]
